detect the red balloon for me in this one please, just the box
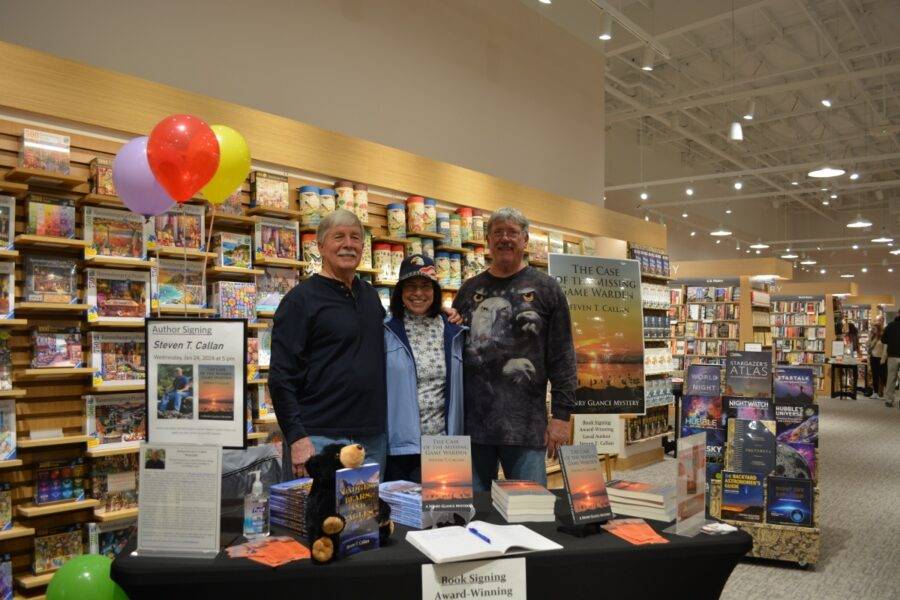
[147,114,220,202]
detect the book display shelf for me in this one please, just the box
[668,277,742,375]
[0,102,667,594]
[770,295,835,396]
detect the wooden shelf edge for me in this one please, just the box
[93,507,139,522]
[16,498,100,518]
[0,318,28,327]
[84,256,154,269]
[90,383,145,393]
[0,389,27,398]
[0,459,23,469]
[85,444,140,458]
[15,303,89,313]
[247,431,269,440]
[19,368,96,379]
[5,167,86,188]
[0,525,36,541]
[18,435,90,449]
[14,235,90,248]
[15,571,54,590]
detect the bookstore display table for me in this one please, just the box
[829,362,859,399]
[112,492,752,600]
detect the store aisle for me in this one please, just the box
[616,394,900,600]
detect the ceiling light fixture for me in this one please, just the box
[821,98,832,108]
[742,99,755,121]
[685,187,694,196]
[889,268,895,273]
[733,181,743,190]
[641,47,654,71]
[781,250,799,259]
[716,239,721,244]
[644,213,650,222]
[755,249,761,254]
[872,231,894,243]
[750,240,769,249]
[849,172,860,180]
[729,121,744,141]
[640,191,649,201]
[846,214,873,228]
[682,212,689,218]
[840,273,854,278]
[598,12,613,40]
[830,193,838,199]
[861,267,868,273]
[690,231,696,237]
[808,165,845,178]
[800,258,817,265]
[820,268,826,274]
[852,244,859,250]
[710,226,732,237]
[745,249,751,254]
[539,0,552,4]
[726,208,733,214]
[822,200,830,206]
[891,249,900,255]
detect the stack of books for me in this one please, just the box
[606,479,676,522]
[379,480,423,529]
[491,480,557,523]
[269,478,313,536]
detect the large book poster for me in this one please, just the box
[549,255,644,414]
[145,318,247,449]
[725,351,773,398]
[674,432,707,535]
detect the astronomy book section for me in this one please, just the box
[0,117,695,599]
[679,349,822,567]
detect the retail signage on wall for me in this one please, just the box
[146,318,247,449]
[549,254,645,414]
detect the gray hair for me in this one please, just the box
[486,207,529,235]
[316,209,364,246]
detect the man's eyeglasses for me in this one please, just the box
[489,229,523,240]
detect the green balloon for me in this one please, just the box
[46,555,129,600]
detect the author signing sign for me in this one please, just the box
[146,318,247,448]
[549,255,645,415]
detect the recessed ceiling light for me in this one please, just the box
[690,231,696,237]
[733,181,743,190]
[800,258,817,265]
[849,172,859,180]
[781,252,799,259]
[644,214,650,222]
[861,267,868,273]
[539,0,552,4]
[726,208,733,214]
[710,226,732,237]
[891,248,900,255]
[819,268,826,274]
[598,12,613,40]
[641,47,654,71]
[809,165,844,178]
[841,273,854,278]
[852,244,859,250]
[682,212,689,218]
[640,191,649,200]
[889,268,895,273]
[822,200,830,206]
[716,239,721,244]
[755,249,761,254]
[821,99,832,108]
[847,214,873,228]
[742,99,755,121]
[750,241,769,249]
[685,187,694,196]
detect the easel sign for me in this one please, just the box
[145,318,247,449]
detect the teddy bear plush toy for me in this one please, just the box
[304,443,394,563]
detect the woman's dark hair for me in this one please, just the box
[390,277,442,319]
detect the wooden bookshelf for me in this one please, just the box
[256,310,275,319]
[0,389,26,398]
[93,507,139,522]
[0,459,23,469]
[372,236,413,246]
[248,322,269,330]
[529,259,549,268]
[0,525,35,542]
[90,383,145,393]
[0,249,19,260]
[17,435,90,449]
[15,303,89,314]
[0,319,28,328]
[14,572,54,590]
[4,167,86,189]
[157,306,216,316]
[254,255,305,268]
[462,239,486,247]
[246,206,302,219]
[247,431,269,441]
[18,368,96,380]
[410,231,445,241]
[206,213,257,228]
[152,246,216,260]
[0,179,28,198]
[85,445,140,458]
[16,498,100,519]
[356,267,380,276]
[435,245,468,254]
[206,266,265,279]
[84,256,155,269]
[14,235,90,251]
[251,377,268,386]
[89,318,145,329]
[76,192,123,208]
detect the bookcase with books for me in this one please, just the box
[0,106,668,593]
[770,295,834,396]
[668,277,742,377]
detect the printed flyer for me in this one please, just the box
[549,255,645,414]
[146,318,247,448]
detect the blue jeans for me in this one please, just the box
[161,390,188,412]
[282,432,387,481]
[471,443,547,492]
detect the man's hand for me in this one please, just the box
[443,306,464,325]
[544,418,570,459]
[291,437,316,477]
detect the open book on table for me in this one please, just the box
[405,521,562,564]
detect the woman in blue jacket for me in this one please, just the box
[384,254,465,483]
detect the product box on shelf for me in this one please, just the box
[90,157,115,196]
[85,393,146,449]
[26,194,76,238]
[24,256,78,304]
[31,327,83,369]
[0,398,16,461]
[0,264,13,320]
[0,483,10,531]
[33,458,88,506]
[256,267,299,313]
[210,281,256,321]
[86,268,151,322]
[90,332,146,388]
[254,217,299,260]
[92,453,139,514]
[0,196,14,250]
[33,525,83,575]
[83,206,149,260]
[151,203,205,250]
[20,128,70,174]
[88,520,137,559]
[250,171,290,210]
[152,259,206,309]
[217,188,245,215]
[213,232,253,269]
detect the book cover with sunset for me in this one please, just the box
[197,364,235,421]
[558,444,612,525]
[549,255,645,414]
[420,435,473,511]
[720,471,764,523]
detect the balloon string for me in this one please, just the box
[202,204,216,283]
[180,204,188,318]
[151,215,161,319]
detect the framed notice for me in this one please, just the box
[146,318,247,449]
[137,442,221,558]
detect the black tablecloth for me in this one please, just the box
[112,492,751,600]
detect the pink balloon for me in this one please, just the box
[113,137,176,217]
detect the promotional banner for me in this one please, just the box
[549,255,645,414]
[146,318,247,448]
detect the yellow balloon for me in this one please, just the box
[201,125,251,205]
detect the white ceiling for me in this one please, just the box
[523,0,900,293]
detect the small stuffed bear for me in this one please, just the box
[304,443,394,563]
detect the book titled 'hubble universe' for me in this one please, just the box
[724,351,772,398]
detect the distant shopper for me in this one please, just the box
[269,210,388,478]
[882,314,900,408]
[384,255,466,483]
[868,318,886,399]
[452,207,577,491]
[842,321,860,356]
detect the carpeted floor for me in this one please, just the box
[615,393,900,600]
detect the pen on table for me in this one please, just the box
[468,527,491,544]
